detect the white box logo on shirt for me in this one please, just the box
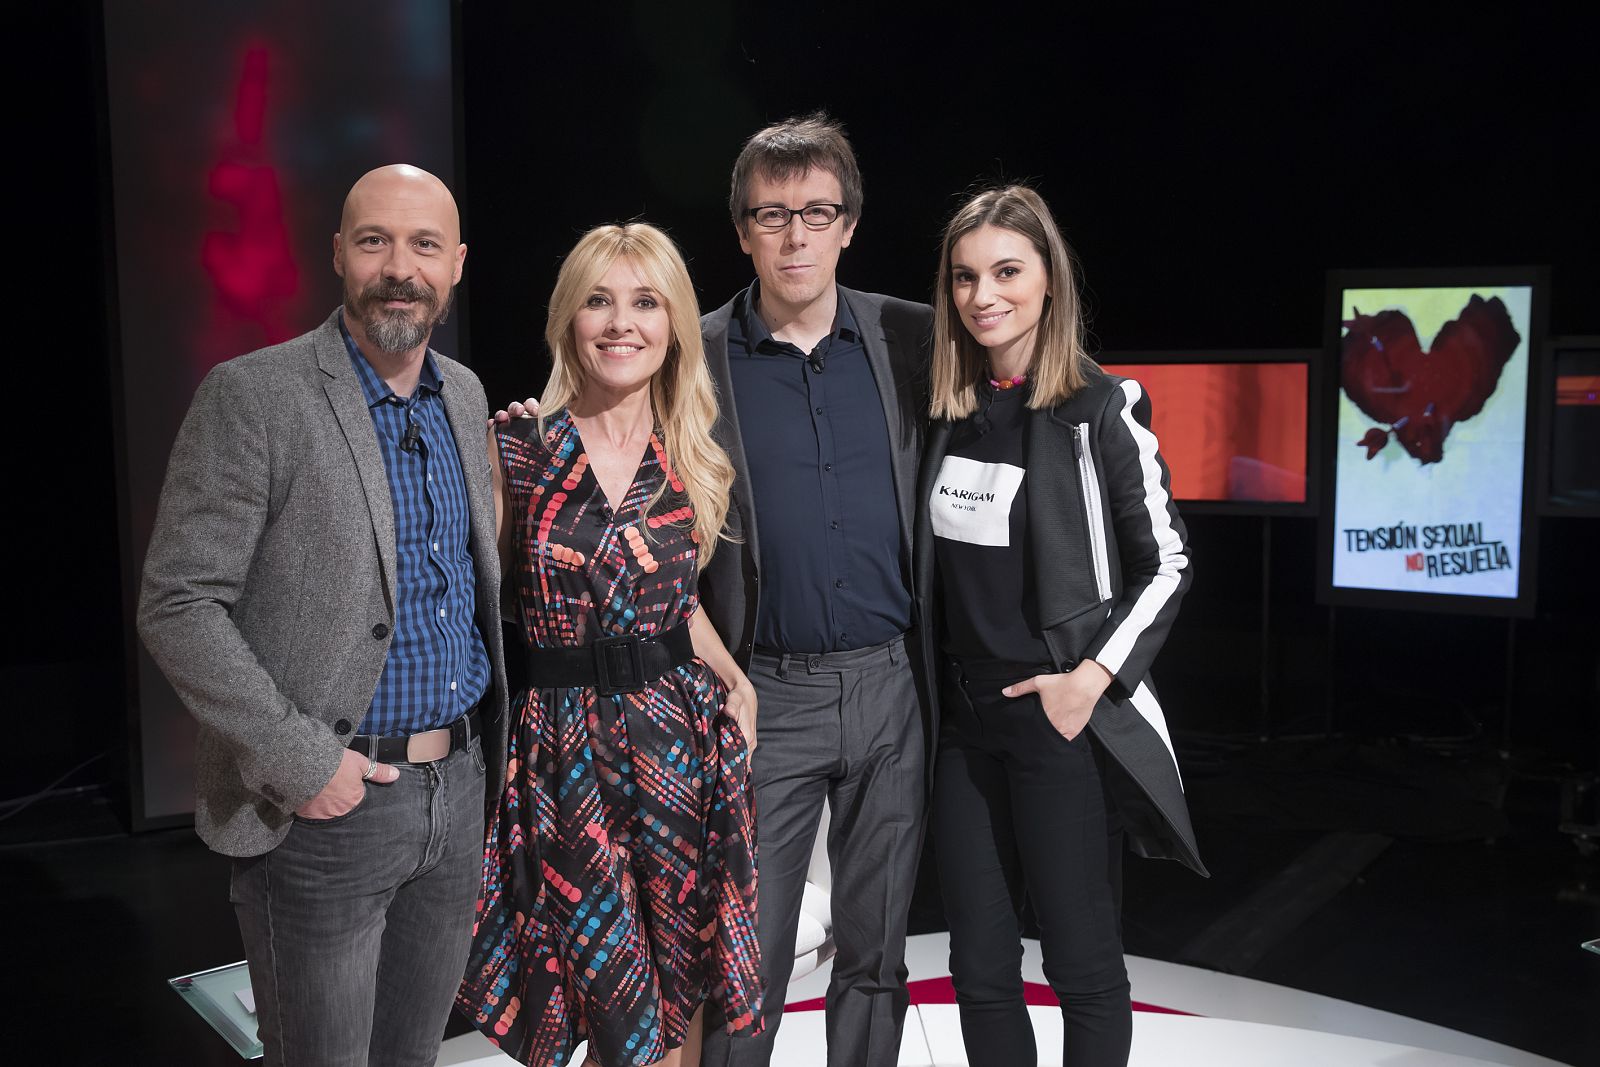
[929,455,1025,547]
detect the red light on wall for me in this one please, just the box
[200,45,298,345]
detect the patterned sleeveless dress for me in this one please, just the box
[459,411,762,1066]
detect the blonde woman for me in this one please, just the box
[914,186,1206,1067]
[460,223,762,1067]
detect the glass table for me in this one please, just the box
[169,960,262,1059]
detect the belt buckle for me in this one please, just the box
[404,729,451,762]
[593,634,646,696]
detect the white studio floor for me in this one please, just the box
[437,932,1574,1067]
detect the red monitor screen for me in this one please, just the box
[1099,361,1309,503]
[1550,345,1600,510]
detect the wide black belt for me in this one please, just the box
[526,625,695,696]
[350,707,482,765]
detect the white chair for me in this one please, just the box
[790,799,835,980]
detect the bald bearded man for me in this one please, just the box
[139,165,508,1067]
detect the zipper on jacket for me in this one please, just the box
[1075,423,1113,602]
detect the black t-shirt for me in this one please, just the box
[930,382,1051,667]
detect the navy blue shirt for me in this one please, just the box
[727,283,911,654]
[340,314,490,736]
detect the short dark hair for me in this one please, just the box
[728,111,864,232]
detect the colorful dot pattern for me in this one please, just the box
[459,412,763,1066]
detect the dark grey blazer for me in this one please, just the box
[138,309,509,858]
[697,285,933,671]
[914,365,1207,875]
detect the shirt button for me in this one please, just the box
[439,608,447,617]
[371,623,390,639]
[815,406,824,415]
[427,473,433,482]
[830,520,840,530]
[450,681,458,691]
[824,463,833,472]
[835,579,845,589]
[432,542,440,552]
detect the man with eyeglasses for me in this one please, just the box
[697,111,934,1067]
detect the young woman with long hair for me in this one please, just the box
[915,186,1207,1067]
[460,223,763,1067]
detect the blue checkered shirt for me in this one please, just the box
[341,314,490,736]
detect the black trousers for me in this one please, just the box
[932,660,1132,1067]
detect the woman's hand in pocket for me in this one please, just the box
[724,676,758,757]
[1003,660,1113,741]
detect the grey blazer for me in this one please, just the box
[697,285,933,669]
[138,309,509,858]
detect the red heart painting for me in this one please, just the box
[1341,295,1521,464]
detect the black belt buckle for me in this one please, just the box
[593,634,646,696]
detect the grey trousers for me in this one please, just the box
[703,635,926,1067]
[229,739,486,1067]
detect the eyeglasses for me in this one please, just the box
[744,203,846,230]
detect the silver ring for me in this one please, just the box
[362,754,378,781]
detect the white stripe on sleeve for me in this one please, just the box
[1093,380,1189,676]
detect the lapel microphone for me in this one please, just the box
[400,416,422,454]
[807,331,834,375]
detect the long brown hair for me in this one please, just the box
[539,223,734,562]
[930,185,1094,420]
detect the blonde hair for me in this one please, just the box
[539,223,734,563]
[930,185,1095,420]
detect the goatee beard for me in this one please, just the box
[346,280,453,354]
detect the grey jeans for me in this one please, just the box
[229,739,486,1067]
[703,635,926,1067]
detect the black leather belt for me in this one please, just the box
[525,625,695,696]
[349,707,482,765]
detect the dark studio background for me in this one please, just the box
[7,2,1598,1064]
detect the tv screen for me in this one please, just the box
[1319,270,1544,616]
[1098,358,1311,508]
[1547,341,1600,513]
